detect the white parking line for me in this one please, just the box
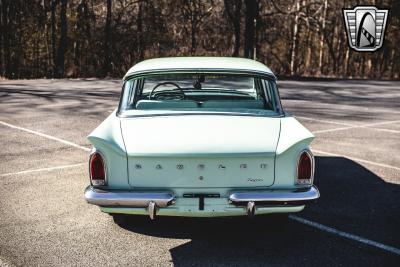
[284,99,400,114]
[297,116,400,134]
[0,120,90,152]
[312,149,400,171]
[296,116,353,127]
[313,119,400,134]
[0,163,85,177]
[290,215,400,256]
[371,127,400,134]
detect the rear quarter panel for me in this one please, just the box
[87,110,129,189]
[274,116,314,188]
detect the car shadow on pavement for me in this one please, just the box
[114,156,400,266]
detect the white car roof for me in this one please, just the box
[124,57,275,79]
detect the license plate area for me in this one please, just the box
[183,193,220,210]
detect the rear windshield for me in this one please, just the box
[119,73,282,115]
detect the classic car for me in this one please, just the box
[84,57,320,220]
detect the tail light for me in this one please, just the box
[296,150,314,185]
[89,152,106,186]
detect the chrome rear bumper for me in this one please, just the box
[229,186,320,205]
[85,185,319,219]
[84,186,175,208]
[229,186,319,217]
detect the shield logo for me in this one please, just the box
[343,6,389,52]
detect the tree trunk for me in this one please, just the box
[0,0,4,76]
[224,0,241,57]
[74,0,85,72]
[190,8,197,55]
[137,1,144,61]
[390,50,397,79]
[104,0,112,76]
[244,0,257,59]
[56,0,67,77]
[233,0,241,57]
[289,0,300,76]
[331,21,339,75]
[360,56,365,78]
[51,0,58,76]
[304,25,312,75]
[318,0,327,74]
[1,0,10,77]
[344,47,350,77]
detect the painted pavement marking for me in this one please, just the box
[0,120,90,152]
[0,163,85,177]
[290,215,400,256]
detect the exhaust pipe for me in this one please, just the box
[148,201,157,220]
[246,201,255,217]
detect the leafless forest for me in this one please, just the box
[0,0,399,79]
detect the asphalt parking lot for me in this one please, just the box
[0,78,399,266]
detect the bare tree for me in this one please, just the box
[289,0,300,75]
[181,0,212,55]
[104,0,112,76]
[318,0,327,75]
[0,0,4,76]
[0,0,398,79]
[136,0,144,61]
[1,0,12,77]
[224,0,242,57]
[51,0,58,76]
[55,0,67,77]
[244,0,258,59]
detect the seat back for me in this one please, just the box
[202,100,264,109]
[135,100,198,110]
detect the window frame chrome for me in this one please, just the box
[117,69,284,117]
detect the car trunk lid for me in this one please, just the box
[120,115,280,188]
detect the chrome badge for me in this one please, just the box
[248,178,263,183]
[343,6,388,52]
[218,164,226,170]
[260,163,268,169]
[134,164,142,169]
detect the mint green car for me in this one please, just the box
[84,57,319,220]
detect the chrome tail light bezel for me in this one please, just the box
[295,149,315,186]
[89,150,107,187]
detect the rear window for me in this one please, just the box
[142,75,255,93]
[119,73,282,115]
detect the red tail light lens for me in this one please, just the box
[89,152,106,186]
[296,150,314,185]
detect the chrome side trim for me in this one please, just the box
[229,186,320,204]
[84,186,175,207]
